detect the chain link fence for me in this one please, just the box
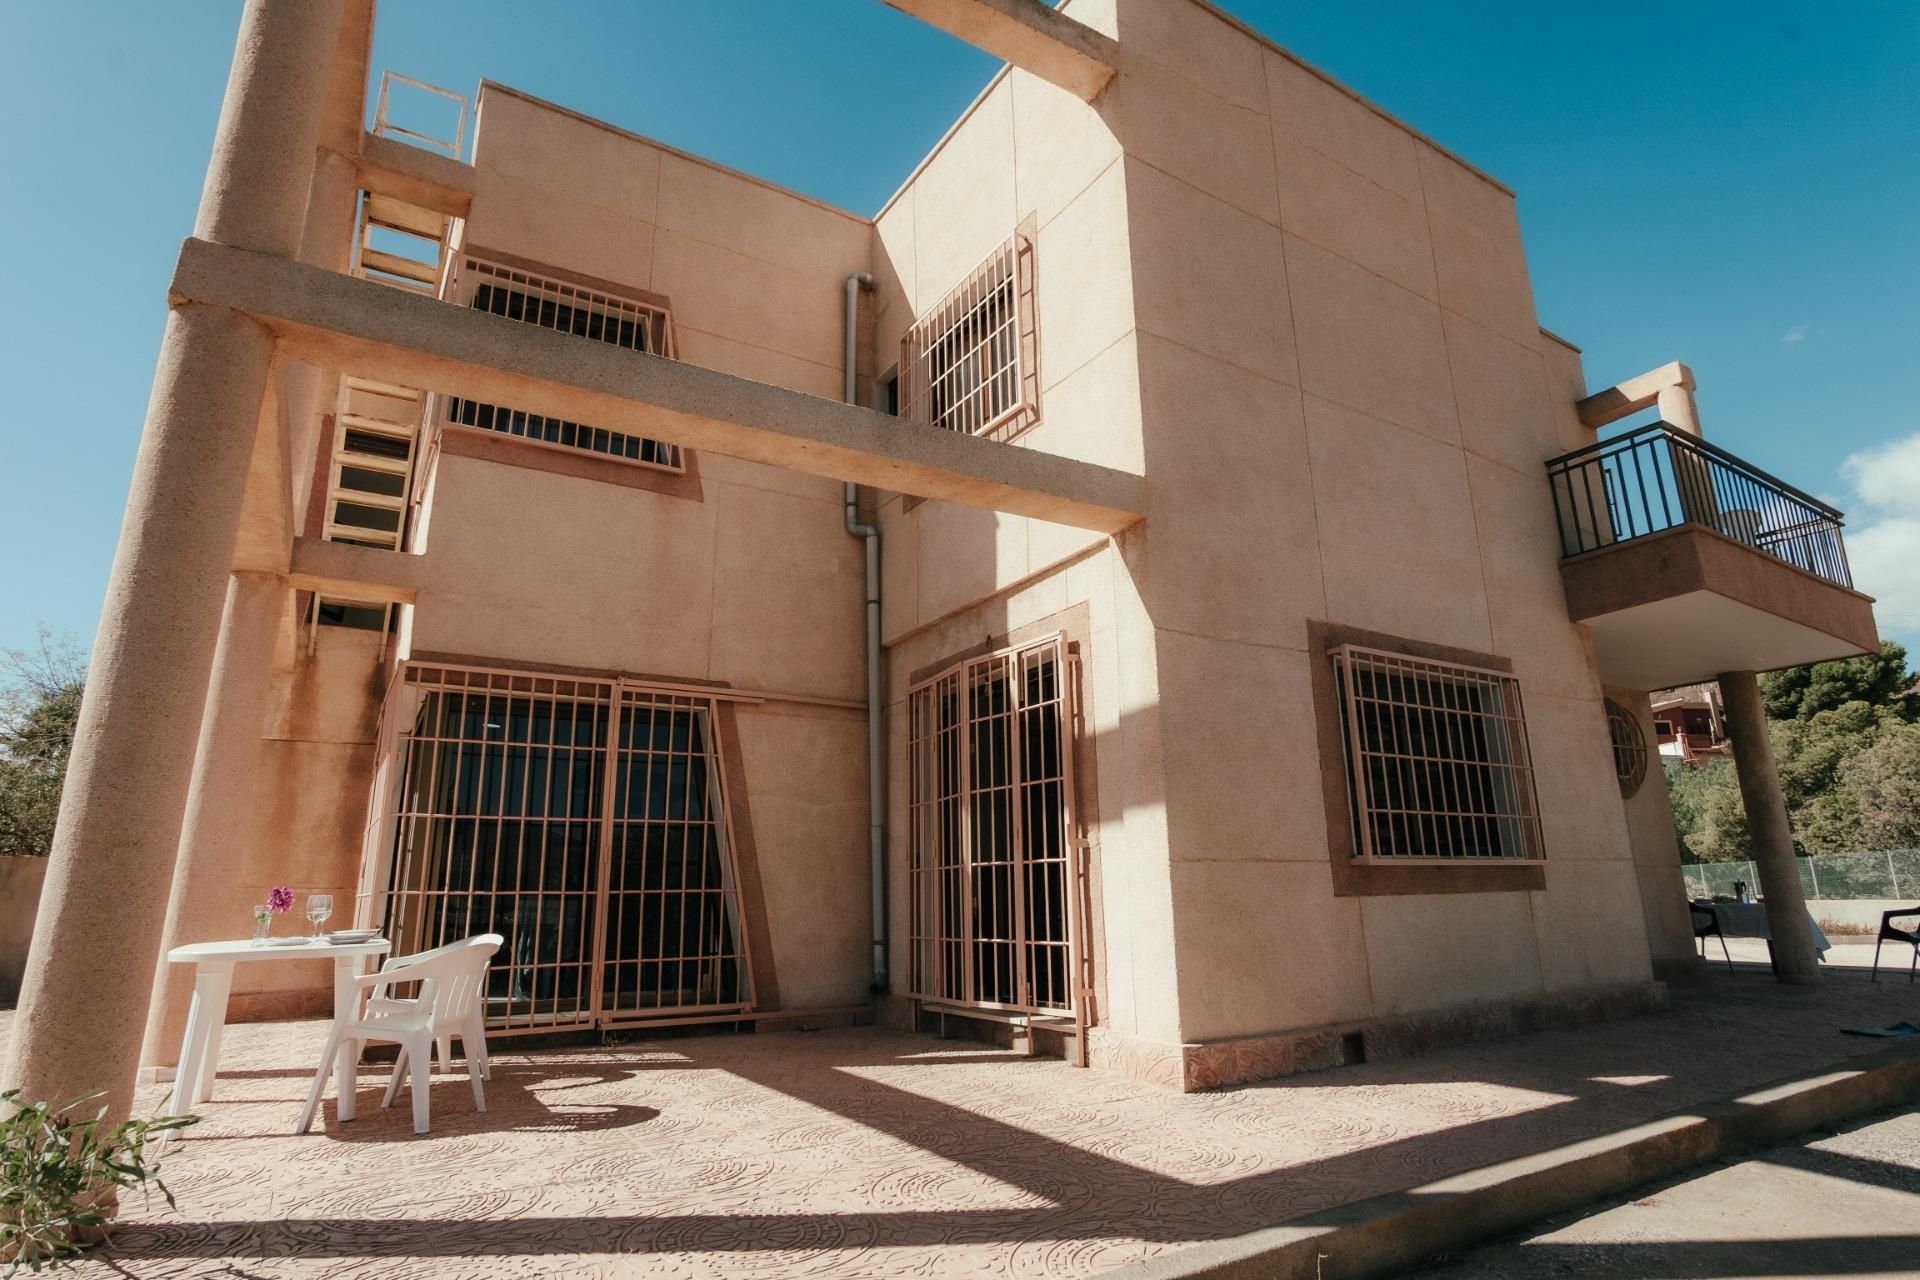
[1682,848,1920,901]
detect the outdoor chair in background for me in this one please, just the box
[1870,907,1920,984]
[1690,902,1734,974]
[299,932,503,1134]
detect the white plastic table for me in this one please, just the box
[165,937,390,1127]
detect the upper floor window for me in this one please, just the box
[900,233,1038,441]
[445,253,683,473]
[1329,645,1544,863]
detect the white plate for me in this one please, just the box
[327,930,380,944]
[267,935,311,946]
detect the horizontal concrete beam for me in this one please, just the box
[355,132,475,218]
[883,0,1120,101]
[289,536,427,604]
[1577,359,1694,429]
[168,239,1147,533]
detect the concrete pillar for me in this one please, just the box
[139,571,287,1072]
[197,0,352,257]
[299,147,360,272]
[0,0,350,1120]
[1717,669,1821,984]
[1657,383,1702,438]
[1,307,278,1117]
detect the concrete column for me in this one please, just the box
[1657,383,1702,438]
[196,0,351,257]
[1717,669,1821,984]
[299,147,360,272]
[139,571,287,1072]
[2,306,277,1117]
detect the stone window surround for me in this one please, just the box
[1306,619,1547,897]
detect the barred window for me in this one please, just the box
[900,234,1038,441]
[1330,645,1544,862]
[1605,698,1648,797]
[445,255,682,472]
[907,636,1078,1016]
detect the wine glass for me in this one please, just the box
[306,894,334,939]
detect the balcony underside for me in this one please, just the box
[1561,525,1878,689]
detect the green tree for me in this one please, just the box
[1760,640,1919,722]
[1670,643,1920,863]
[0,629,86,858]
[1844,722,1920,850]
[1665,757,1748,860]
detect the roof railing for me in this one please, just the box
[372,71,468,159]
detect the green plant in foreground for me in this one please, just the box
[0,1091,197,1273]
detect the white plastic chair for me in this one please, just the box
[298,932,502,1135]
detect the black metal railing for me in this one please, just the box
[1546,422,1852,588]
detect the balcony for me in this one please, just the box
[1546,423,1878,690]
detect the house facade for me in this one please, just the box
[4,0,1882,1114]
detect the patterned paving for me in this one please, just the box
[23,961,1920,1279]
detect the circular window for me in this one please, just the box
[1605,699,1648,797]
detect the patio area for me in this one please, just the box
[38,959,1920,1279]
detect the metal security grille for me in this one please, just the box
[908,636,1082,1019]
[1330,646,1544,863]
[599,687,751,1025]
[900,234,1038,441]
[377,665,750,1035]
[444,255,682,472]
[1605,698,1648,798]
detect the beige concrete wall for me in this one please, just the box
[0,856,49,1006]
[251,5,1656,1049]
[1103,0,1649,1044]
[874,0,1139,642]
[221,623,386,1016]
[253,85,878,1016]
[1608,684,1700,972]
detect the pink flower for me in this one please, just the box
[267,886,294,914]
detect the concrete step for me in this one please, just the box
[1123,1039,1920,1279]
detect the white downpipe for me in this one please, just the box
[842,272,886,994]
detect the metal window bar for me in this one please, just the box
[907,636,1080,1019]
[441,255,683,473]
[900,234,1039,441]
[374,663,752,1036]
[1546,422,1852,588]
[1604,698,1648,796]
[1331,645,1545,863]
[596,686,753,1027]
[372,71,469,160]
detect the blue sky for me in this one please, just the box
[2,1,1916,660]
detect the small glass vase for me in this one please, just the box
[251,907,272,947]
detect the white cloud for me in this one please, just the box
[1841,434,1920,516]
[1840,432,1920,642]
[1782,324,1809,344]
[1848,517,1920,638]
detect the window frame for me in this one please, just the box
[899,230,1040,443]
[905,632,1088,1030]
[1307,621,1547,897]
[1330,644,1546,866]
[438,248,687,477]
